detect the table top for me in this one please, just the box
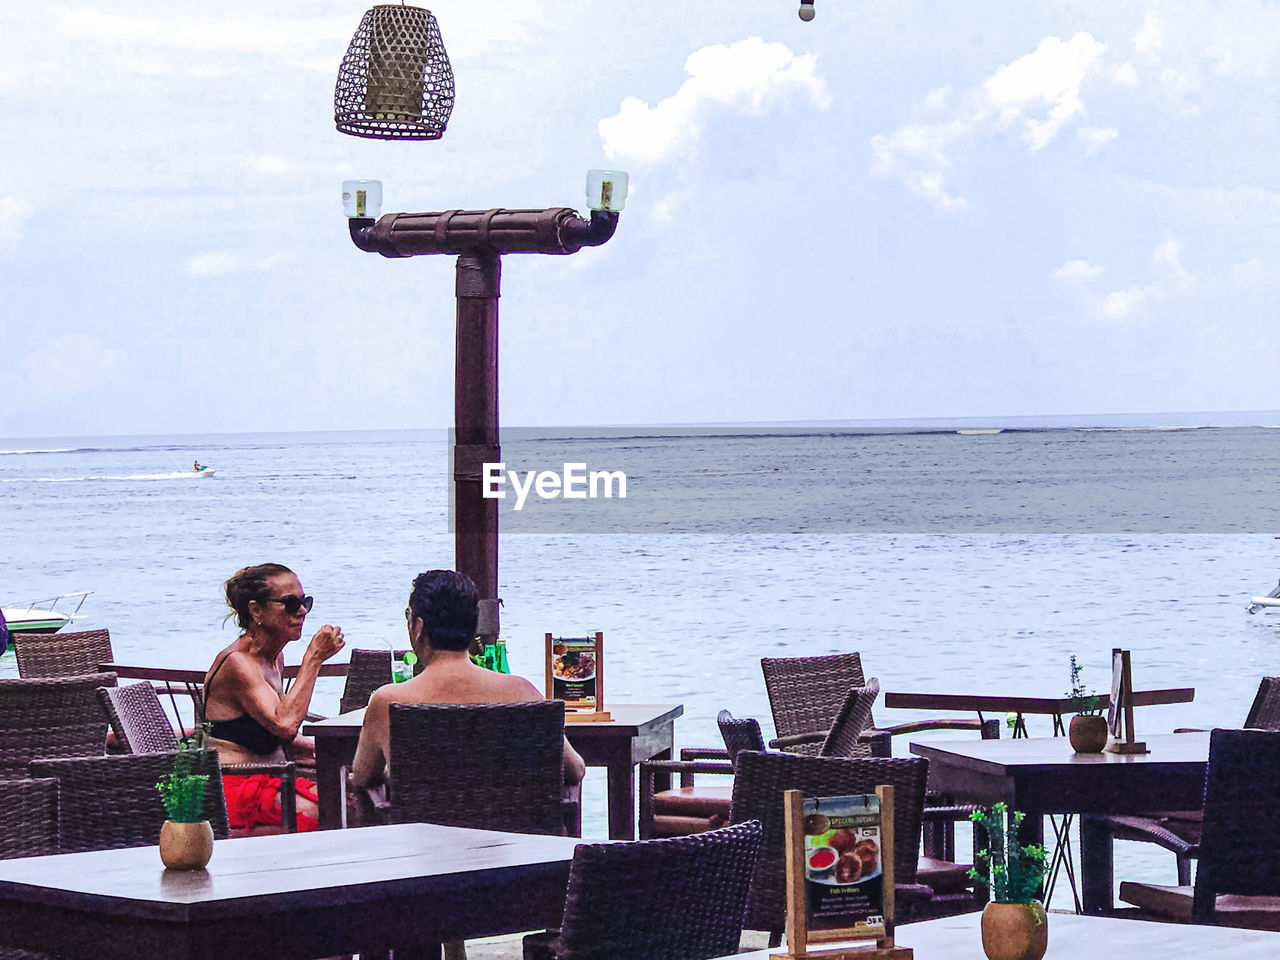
[0,822,579,920]
[886,689,1195,715]
[304,702,683,738]
[910,731,1210,773]
[100,660,351,684]
[728,912,1280,958]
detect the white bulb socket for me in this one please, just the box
[342,179,383,219]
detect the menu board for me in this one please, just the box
[545,632,604,714]
[802,794,886,934]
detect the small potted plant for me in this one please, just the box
[1066,655,1107,752]
[969,803,1048,960]
[156,724,214,870]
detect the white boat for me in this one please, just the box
[189,468,216,478]
[1246,582,1280,614]
[2,592,91,635]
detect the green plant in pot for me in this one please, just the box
[156,723,215,870]
[1066,655,1107,752]
[969,803,1048,960]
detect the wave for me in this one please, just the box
[0,472,216,483]
[0,448,77,455]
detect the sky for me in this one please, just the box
[3,1,1280,437]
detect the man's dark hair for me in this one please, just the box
[408,570,479,651]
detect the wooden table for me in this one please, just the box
[0,822,578,960]
[99,660,352,685]
[726,911,1280,959]
[910,731,1209,915]
[304,702,683,840]
[886,689,1195,738]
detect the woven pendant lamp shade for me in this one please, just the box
[334,5,455,140]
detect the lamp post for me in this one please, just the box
[342,175,627,648]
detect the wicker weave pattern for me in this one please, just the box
[13,629,113,679]
[0,778,57,960]
[818,678,879,758]
[761,653,867,743]
[97,682,179,754]
[29,750,230,852]
[341,648,394,714]
[334,4,455,140]
[0,674,115,778]
[388,701,565,835]
[530,820,763,960]
[729,750,927,934]
[717,710,766,767]
[1245,677,1280,730]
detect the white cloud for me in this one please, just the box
[57,8,347,58]
[19,334,126,398]
[983,33,1107,152]
[1102,285,1157,320]
[248,155,291,176]
[1112,62,1139,87]
[1052,259,1104,284]
[1151,235,1189,287]
[0,196,35,255]
[1078,125,1118,154]
[599,37,831,168]
[186,251,293,278]
[871,32,1107,210]
[1134,10,1165,57]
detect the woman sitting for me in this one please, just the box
[205,562,345,833]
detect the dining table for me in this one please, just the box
[909,730,1209,915]
[0,822,579,960]
[304,702,683,840]
[724,911,1280,960]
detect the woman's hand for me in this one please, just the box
[307,623,346,662]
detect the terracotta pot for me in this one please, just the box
[981,900,1047,960]
[159,820,214,870]
[1069,714,1108,753]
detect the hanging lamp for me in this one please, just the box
[334,4,455,140]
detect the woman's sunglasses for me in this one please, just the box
[262,594,314,614]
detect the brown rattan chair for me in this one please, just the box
[0,777,58,960]
[387,700,570,836]
[0,673,115,778]
[523,820,764,960]
[728,749,932,943]
[339,648,394,713]
[1117,728,1280,929]
[28,750,231,852]
[96,680,298,834]
[12,629,114,679]
[1099,677,1280,885]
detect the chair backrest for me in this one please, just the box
[97,682,180,754]
[761,653,868,741]
[551,820,763,960]
[0,673,116,778]
[818,678,880,758]
[729,749,927,935]
[340,648,394,714]
[28,750,229,853]
[388,700,566,835]
[0,777,58,860]
[13,629,114,680]
[717,710,766,769]
[1192,728,1280,920]
[1244,678,1280,731]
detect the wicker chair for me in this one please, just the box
[1099,677,1280,885]
[387,701,569,836]
[0,778,58,960]
[28,750,230,852]
[0,673,115,779]
[12,629,114,679]
[96,680,299,834]
[1118,728,1280,929]
[523,820,764,960]
[728,749,932,943]
[340,648,394,713]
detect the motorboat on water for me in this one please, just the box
[1246,582,1280,614]
[1,592,92,635]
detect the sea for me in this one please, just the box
[5,415,1280,908]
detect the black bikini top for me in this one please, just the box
[203,653,288,756]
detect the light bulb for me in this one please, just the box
[798,2,815,21]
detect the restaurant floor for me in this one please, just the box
[465,930,773,958]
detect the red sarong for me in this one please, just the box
[222,773,319,832]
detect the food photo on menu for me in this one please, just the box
[549,637,598,707]
[802,794,886,934]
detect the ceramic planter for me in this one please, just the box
[1069,714,1108,753]
[159,820,214,870]
[981,900,1047,960]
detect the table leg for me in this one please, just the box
[1080,814,1114,914]
[314,737,346,831]
[604,744,636,841]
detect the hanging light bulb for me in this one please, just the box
[798,1,816,21]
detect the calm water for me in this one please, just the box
[4,424,1280,904]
